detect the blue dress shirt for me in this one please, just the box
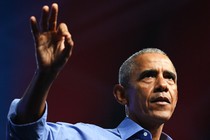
[7,99,172,140]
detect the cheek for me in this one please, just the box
[128,82,154,110]
[138,83,154,99]
[171,88,178,108]
[128,87,146,109]
[135,85,153,107]
[174,92,178,105]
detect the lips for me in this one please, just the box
[150,96,170,104]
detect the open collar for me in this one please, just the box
[116,117,173,140]
[117,117,144,140]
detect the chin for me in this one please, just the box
[151,111,172,123]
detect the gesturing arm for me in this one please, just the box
[15,3,74,124]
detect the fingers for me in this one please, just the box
[57,23,74,57]
[40,6,49,32]
[40,3,58,32]
[30,16,39,38]
[57,23,74,46]
[64,32,74,59]
[48,3,58,31]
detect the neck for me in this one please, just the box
[147,124,164,140]
[129,115,165,140]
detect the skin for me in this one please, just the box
[15,3,74,124]
[114,53,178,140]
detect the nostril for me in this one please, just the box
[154,85,168,93]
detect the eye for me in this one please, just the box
[144,72,156,79]
[164,71,176,83]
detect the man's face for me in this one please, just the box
[127,53,178,126]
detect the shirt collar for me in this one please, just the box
[117,117,144,140]
[117,117,173,140]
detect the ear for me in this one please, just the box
[113,84,128,105]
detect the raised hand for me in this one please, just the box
[14,3,74,124]
[30,3,74,73]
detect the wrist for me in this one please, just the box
[35,68,60,81]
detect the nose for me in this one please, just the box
[154,75,168,92]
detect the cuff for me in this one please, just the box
[7,99,48,139]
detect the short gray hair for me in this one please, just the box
[118,48,168,88]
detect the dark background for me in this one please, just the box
[0,0,209,139]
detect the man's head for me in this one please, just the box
[113,48,178,128]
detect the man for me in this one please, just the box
[7,3,178,140]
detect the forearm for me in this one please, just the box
[15,69,59,124]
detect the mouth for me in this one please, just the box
[150,96,170,104]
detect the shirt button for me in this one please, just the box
[143,132,148,137]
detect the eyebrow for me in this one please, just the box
[138,69,176,80]
[138,69,157,80]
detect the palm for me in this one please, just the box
[36,32,65,70]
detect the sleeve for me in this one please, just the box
[6,99,50,140]
[6,99,111,140]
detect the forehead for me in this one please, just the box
[134,53,176,73]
